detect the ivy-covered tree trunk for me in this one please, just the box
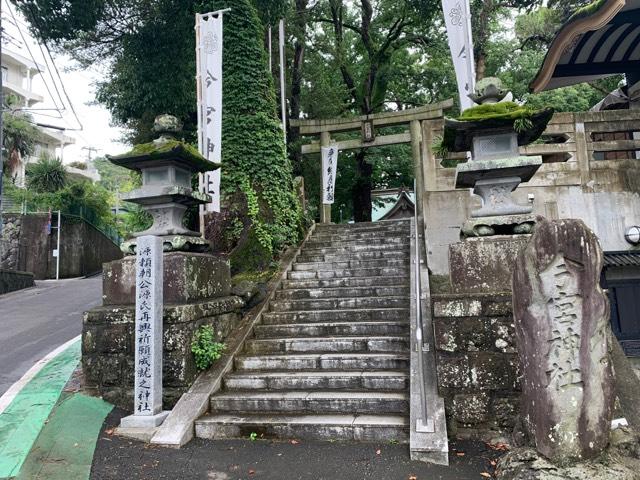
[204,0,302,272]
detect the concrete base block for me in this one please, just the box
[114,426,158,443]
[120,410,170,429]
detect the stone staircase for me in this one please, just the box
[195,219,412,443]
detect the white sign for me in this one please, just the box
[442,0,476,111]
[52,249,59,258]
[133,236,163,417]
[196,11,225,213]
[321,146,339,204]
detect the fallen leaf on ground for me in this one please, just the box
[408,475,417,480]
[105,428,114,435]
[490,460,497,466]
[486,442,509,452]
[376,449,381,455]
[290,439,300,445]
[480,473,492,478]
[249,469,255,475]
[456,452,465,456]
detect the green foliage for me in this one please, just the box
[249,432,258,441]
[191,325,226,371]
[513,117,534,133]
[432,136,449,159]
[26,155,68,193]
[67,161,87,170]
[3,111,39,176]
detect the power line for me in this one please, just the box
[4,1,64,117]
[17,1,83,131]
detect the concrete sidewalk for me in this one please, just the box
[92,408,502,480]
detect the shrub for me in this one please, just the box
[191,325,226,371]
[26,155,67,193]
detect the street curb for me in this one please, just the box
[0,335,81,416]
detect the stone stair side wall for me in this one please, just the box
[83,252,243,411]
[432,293,520,438]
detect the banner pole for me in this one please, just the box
[279,18,287,145]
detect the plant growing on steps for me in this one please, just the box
[191,325,226,371]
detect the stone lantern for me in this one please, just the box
[443,77,553,237]
[443,78,555,294]
[108,114,220,254]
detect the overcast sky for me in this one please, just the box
[3,2,130,163]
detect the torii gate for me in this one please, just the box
[290,99,453,223]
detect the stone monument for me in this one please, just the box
[82,115,243,416]
[120,235,167,428]
[512,217,614,463]
[444,78,554,293]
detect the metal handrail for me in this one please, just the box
[413,179,433,433]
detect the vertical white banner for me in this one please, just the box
[321,146,339,205]
[196,11,225,213]
[442,0,476,111]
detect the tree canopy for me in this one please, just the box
[13,0,622,226]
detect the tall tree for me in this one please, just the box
[308,0,440,221]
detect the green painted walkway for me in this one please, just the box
[16,393,112,480]
[0,340,81,478]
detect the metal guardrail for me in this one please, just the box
[412,179,434,434]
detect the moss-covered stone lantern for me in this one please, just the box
[107,114,220,254]
[442,78,553,237]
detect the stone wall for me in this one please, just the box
[83,295,243,410]
[0,214,22,270]
[432,293,521,438]
[0,269,34,294]
[425,187,640,275]
[0,213,122,279]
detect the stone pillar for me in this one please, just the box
[422,121,437,192]
[320,131,332,223]
[512,217,614,463]
[410,119,423,207]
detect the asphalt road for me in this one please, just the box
[0,276,102,396]
[93,409,502,480]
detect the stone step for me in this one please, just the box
[292,258,408,272]
[310,231,409,242]
[261,308,409,325]
[244,336,410,355]
[314,220,410,233]
[255,321,408,338]
[282,276,408,290]
[269,296,409,312]
[297,250,409,263]
[301,243,410,256]
[275,286,409,300]
[305,237,409,249]
[195,413,409,443]
[223,370,409,391]
[234,353,410,371]
[209,391,409,415]
[287,267,409,281]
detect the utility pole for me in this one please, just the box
[82,146,98,167]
